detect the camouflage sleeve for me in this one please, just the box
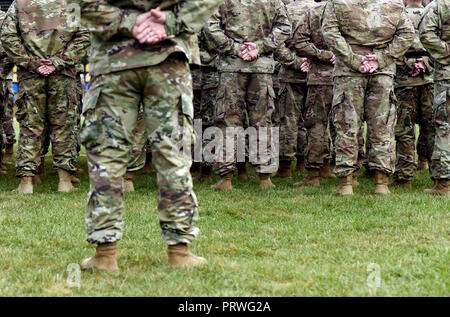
[0,1,40,72]
[294,8,333,63]
[78,0,141,40]
[51,29,91,72]
[203,7,242,56]
[419,1,450,65]
[321,1,364,72]
[274,42,304,70]
[163,0,223,38]
[254,1,291,55]
[373,6,415,70]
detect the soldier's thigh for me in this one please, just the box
[247,73,275,126]
[215,72,247,126]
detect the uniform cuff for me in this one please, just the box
[164,11,180,38]
[350,54,364,72]
[375,50,394,70]
[119,11,139,37]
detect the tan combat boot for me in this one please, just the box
[417,156,429,171]
[70,175,81,184]
[33,175,42,185]
[352,172,360,186]
[390,179,412,188]
[424,179,449,196]
[4,144,14,158]
[293,169,320,187]
[211,173,232,190]
[193,166,212,182]
[275,160,292,179]
[319,162,334,179]
[18,176,33,194]
[142,161,154,175]
[237,162,249,180]
[259,173,276,189]
[123,172,135,193]
[374,171,390,195]
[81,242,119,272]
[168,244,207,268]
[333,175,353,196]
[57,169,74,193]
[295,159,305,172]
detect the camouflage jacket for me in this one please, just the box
[419,0,450,81]
[78,0,222,77]
[294,1,333,86]
[278,0,315,83]
[396,4,434,88]
[204,0,291,74]
[1,0,90,80]
[322,0,415,77]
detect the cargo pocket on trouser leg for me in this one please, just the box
[79,78,102,148]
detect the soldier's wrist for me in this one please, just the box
[164,11,180,38]
[120,11,139,37]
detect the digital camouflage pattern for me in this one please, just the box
[322,0,415,78]
[274,0,315,163]
[420,0,450,179]
[322,0,414,177]
[78,0,223,76]
[128,105,147,172]
[204,0,291,74]
[1,0,90,177]
[394,84,435,181]
[82,58,200,245]
[79,0,221,245]
[0,9,6,165]
[394,3,435,182]
[204,0,290,176]
[294,1,334,169]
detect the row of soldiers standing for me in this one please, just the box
[188,0,449,196]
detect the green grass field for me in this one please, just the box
[0,152,448,297]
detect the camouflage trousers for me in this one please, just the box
[332,75,397,177]
[128,105,147,172]
[430,80,449,180]
[394,84,434,181]
[15,75,80,177]
[213,72,277,176]
[275,82,308,162]
[2,84,15,146]
[194,66,218,167]
[304,85,333,169]
[81,56,199,246]
[0,80,6,164]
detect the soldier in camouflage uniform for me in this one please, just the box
[293,0,336,186]
[322,0,415,195]
[2,85,15,159]
[0,9,8,175]
[78,0,221,271]
[204,0,292,190]
[420,0,450,195]
[1,0,90,194]
[273,0,315,179]
[391,0,435,188]
[194,30,219,182]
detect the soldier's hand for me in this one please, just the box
[37,65,56,76]
[331,54,336,65]
[412,58,426,77]
[40,59,54,66]
[239,42,259,62]
[132,8,167,45]
[300,58,310,72]
[359,55,379,74]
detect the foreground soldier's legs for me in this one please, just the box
[417,84,435,169]
[82,58,204,271]
[15,78,48,194]
[425,79,449,196]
